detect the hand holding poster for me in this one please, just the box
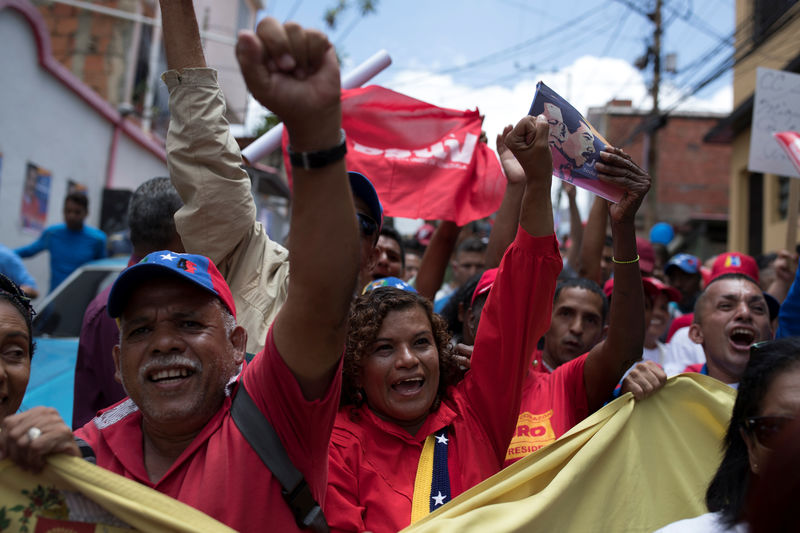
[529,82,624,203]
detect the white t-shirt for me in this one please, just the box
[655,512,748,533]
[663,327,706,376]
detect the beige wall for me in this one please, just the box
[728,1,800,252]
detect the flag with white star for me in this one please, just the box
[410,427,452,524]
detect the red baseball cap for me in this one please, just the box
[471,268,498,306]
[636,237,655,274]
[602,276,662,301]
[710,252,759,284]
[644,276,681,303]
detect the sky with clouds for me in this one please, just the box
[247,0,735,229]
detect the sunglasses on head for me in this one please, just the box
[743,415,795,449]
[357,212,378,238]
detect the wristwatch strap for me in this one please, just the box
[288,129,347,169]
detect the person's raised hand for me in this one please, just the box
[496,125,525,186]
[595,146,650,225]
[235,18,341,150]
[504,115,553,188]
[620,360,667,401]
[453,343,473,370]
[773,249,798,284]
[563,181,577,200]
[0,407,80,473]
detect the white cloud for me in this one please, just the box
[383,55,732,149]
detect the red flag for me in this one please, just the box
[774,131,800,176]
[283,86,505,225]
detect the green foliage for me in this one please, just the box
[253,113,281,138]
[324,0,378,29]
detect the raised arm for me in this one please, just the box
[563,182,584,271]
[414,221,460,301]
[461,115,561,458]
[506,115,555,237]
[237,19,358,399]
[766,249,798,304]
[583,147,650,411]
[159,0,259,266]
[579,195,609,285]
[484,125,527,268]
[159,0,290,354]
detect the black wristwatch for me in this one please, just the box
[288,129,347,169]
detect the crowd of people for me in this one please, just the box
[0,1,799,532]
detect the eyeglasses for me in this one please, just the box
[743,416,795,449]
[357,212,378,238]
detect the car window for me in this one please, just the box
[33,269,119,338]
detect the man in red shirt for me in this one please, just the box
[0,10,358,532]
[466,151,658,466]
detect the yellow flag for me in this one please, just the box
[0,454,235,532]
[403,374,735,533]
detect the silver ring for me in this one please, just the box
[27,427,42,441]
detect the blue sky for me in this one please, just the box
[253,0,734,132]
[251,0,735,229]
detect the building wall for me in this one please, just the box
[34,0,258,123]
[589,107,731,228]
[728,0,800,253]
[0,2,167,294]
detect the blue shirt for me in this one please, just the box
[777,256,799,339]
[0,243,37,289]
[15,224,107,291]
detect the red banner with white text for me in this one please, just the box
[283,86,505,225]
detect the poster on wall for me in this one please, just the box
[67,179,88,195]
[21,162,51,231]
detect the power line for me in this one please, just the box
[389,3,608,88]
[621,3,800,144]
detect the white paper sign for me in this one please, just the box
[748,67,800,178]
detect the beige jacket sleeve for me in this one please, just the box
[162,68,289,354]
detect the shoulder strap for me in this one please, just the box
[231,383,329,533]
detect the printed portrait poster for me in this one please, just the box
[21,162,52,231]
[529,82,624,203]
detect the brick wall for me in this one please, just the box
[595,111,731,226]
[35,0,145,104]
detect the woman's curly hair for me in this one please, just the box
[341,287,466,412]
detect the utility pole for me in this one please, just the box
[645,0,662,229]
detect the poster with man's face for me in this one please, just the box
[529,82,623,203]
[21,162,51,231]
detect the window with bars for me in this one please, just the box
[779,175,791,219]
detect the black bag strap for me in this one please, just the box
[231,383,330,533]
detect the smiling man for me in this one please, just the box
[0,8,360,532]
[687,273,774,386]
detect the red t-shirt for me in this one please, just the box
[504,352,589,466]
[75,327,342,532]
[325,228,562,533]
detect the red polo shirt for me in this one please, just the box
[325,228,562,533]
[75,328,341,532]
